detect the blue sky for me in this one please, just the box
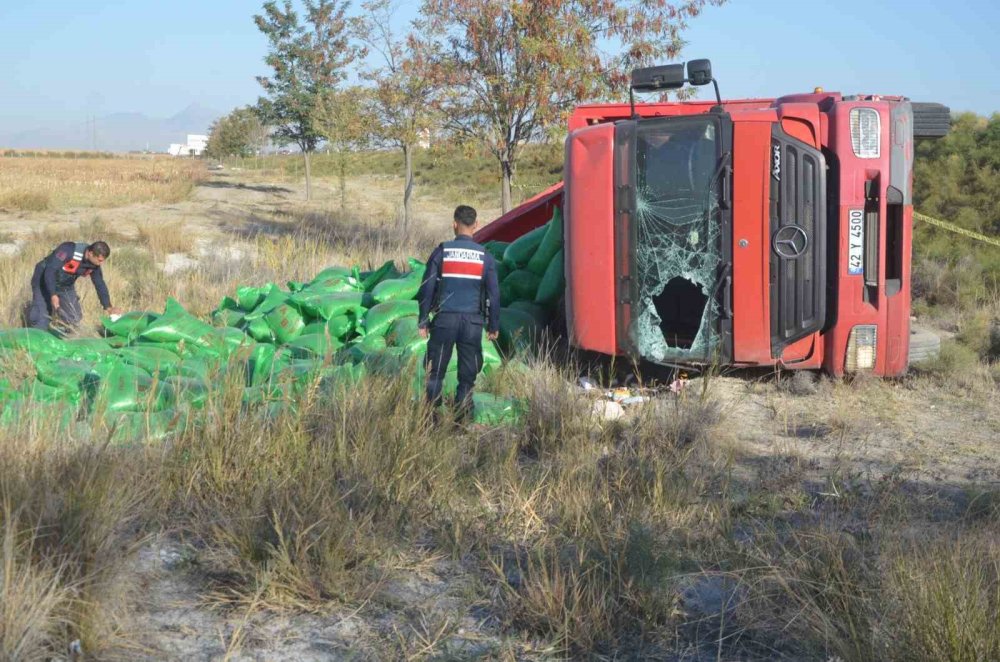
[0,0,997,135]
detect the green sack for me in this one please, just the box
[496,260,510,283]
[22,379,81,405]
[35,357,99,391]
[500,270,542,305]
[116,345,183,377]
[484,240,510,262]
[243,316,274,343]
[287,332,343,359]
[264,303,305,344]
[356,260,401,292]
[482,337,503,367]
[509,300,552,327]
[503,223,548,268]
[534,248,565,306]
[236,286,265,311]
[0,328,67,356]
[289,291,366,321]
[301,321,328,336]
[247,342,278,386]
[356,333,388,353]
[413,363,458,398]
[176,359,213,382]
[499,307,543,353]
[140,299,224,354]
[97,362,174,413]
[62,337,113,362]
[526,207,563,276]
[103,409,184,444]
[364,300,420,337]
[286,280,307,293]
[309,265,354,285]
[164,376,209,409]
[372,272,423,305]
[473,393,521,426]
[386,316,422,347]
[248,284,291,317]
[213,326,251,354]
[326,314,355,340]
[212,308,246,328]
[304,276,362,294]
[101,312,158,340]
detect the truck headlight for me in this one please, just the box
[845,325,877,371]
[850,108,881,159]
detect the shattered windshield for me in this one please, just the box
[629,116,724,363]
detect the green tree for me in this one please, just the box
[312,87,372,211]
[416,0,725,212]
[354,0,439,230]
[205,107,266,159]
[913,112,1000,309]
[254,0,361,200]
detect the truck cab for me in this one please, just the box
[476,60,949,377]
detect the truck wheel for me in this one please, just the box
[908,326,941,366]
[912,103,951,139]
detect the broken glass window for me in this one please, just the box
[628,117,724,363]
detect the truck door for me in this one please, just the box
[615,114,734,365]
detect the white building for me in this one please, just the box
[167,134,208,156]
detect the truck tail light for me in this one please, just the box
[845,325,877,371]
[850,108,881,158]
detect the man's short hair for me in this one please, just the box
[88,241,111,259]
[454,205,477,227]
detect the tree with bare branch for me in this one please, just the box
[353,0,439,231]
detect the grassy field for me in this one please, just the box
[221,142,565,211]
[0,155,205,211]
[0,151,998,660]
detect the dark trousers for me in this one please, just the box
[425,312,484,420]
[29,262,81,335]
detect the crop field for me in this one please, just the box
[0,153,998,661]
[0,154,205,212]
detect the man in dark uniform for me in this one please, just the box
[29,240,119,335]
[418,205,501,423]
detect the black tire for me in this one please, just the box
[908,325,941,366]
[912,102,951,139]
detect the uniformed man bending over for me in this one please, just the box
[418,205,501,423]
[29,240,119,334]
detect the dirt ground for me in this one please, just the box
[3,170,998,660]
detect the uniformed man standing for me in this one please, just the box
[418,205,501,423]
[29,240,119,335]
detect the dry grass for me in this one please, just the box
[136,220,194,256]
[1,159,999,658]
[0,155,204,210]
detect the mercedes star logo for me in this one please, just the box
[772,225,809,259]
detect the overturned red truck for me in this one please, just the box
[476,59,950,377]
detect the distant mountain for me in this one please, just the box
[0,103,223,152]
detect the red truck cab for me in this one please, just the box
[476,60,949,377]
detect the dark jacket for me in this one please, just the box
[35,241,111,309]
[418,235,500,333]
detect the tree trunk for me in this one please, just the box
[501,159,514,213]
[402,143,413,232]
[338,150,347,212]
[303,150,312,201]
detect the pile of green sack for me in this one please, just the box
[0,209,568,443]
[484,206,565,354]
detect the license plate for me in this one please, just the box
[847,209,864,275]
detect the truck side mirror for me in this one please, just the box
[687,59,713,86]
